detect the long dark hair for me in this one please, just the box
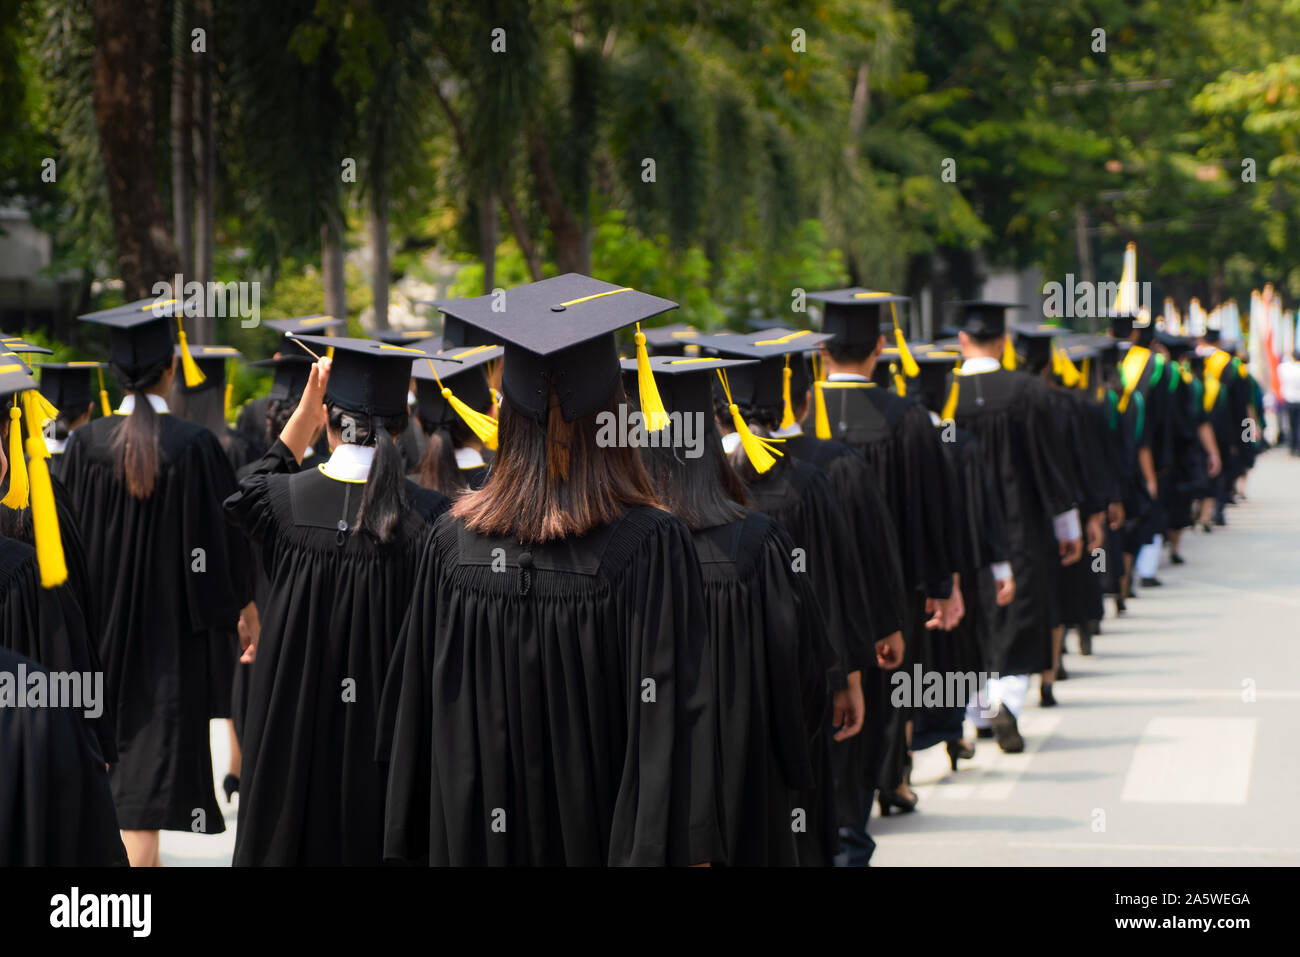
[328,402,410,544]
[110,362,168,499]
[414,416,474,494]
[265,397,295,448]
[452,382,660,543]
[639,411,747,531]
[170,383,234,452]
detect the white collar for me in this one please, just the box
[116,393,169,414]
[301,446,315,461]
[46,436,68,454]
[827,372,870,382]
[960,356,1001,375]
[455,447,485,470]
[320,443,375,482]
[770,423,803,438]
[928,410,943,427]
[721,431,742,454]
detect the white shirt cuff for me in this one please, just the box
[991,561,1012,583]
[1053,508,1082,542]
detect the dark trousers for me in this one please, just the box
[1287,402,1300,455]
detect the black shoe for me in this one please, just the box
[1056,660,1069,680]
[1079,624,1093,656]
[878,787,919,816]
[222,773,239,802]
[1140,576,1163,588]
[1115,596,1127,615]
[1170,552,1185,565]
[1199,522,1213,534]
[991,706,1025,753]
[945,739,975,771]
[975,726,994,740]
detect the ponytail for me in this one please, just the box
[415,425,463,494]
[110,379,164,500]
[329,404,409,544]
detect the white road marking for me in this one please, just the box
[1120,717,1257,804]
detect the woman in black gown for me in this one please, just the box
[624,354,841,865]
[381,274,721,866]
[225,337,451,865]
[408,343,502,494]
[59,299,253,867]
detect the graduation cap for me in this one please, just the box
[911,347,963,414]
[1132,306,1155,346]
[250,355,315,403]
[0,338,54,360]
[370,327,435,345]
[950,300,1024,369]
[176,344,241,391]
[288,334,449,419]
[1012,323,1085,385]
[410,343,503,449]
[409,306,502,350]
[38,362,107,416]
[435,273,678,427]
[808,288,918,376]
[263,315,346,359]
[641,322,703,357]
[0,359,66,587]
[619,354,783,473]
[706,329,834,429]
[78,297,208,389]
[1157,329,1194,358]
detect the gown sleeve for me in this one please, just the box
[180,431,254,631]
[608,513,722,867]
[824,450,905,642]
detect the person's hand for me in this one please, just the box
[924,596,942,630]
[832,671,865,741]
[1107,502,1125,530]
[1146,475,1158,500]
[1207,447,1222,478]
[280,358,332,461]
[1086,512,1105,553]
[942,580,965,630]
[995,574,1016,607]
[875,631,904,670]
[1059,537,1083,566]
[238,601,260,663]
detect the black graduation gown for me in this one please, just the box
[692,511,835,866]
[59,413,251,832]
[224,440,450,866]
[235,395,271,459]
[0,644,128,866]
[380,505,723,866]
[952,369,1079,676]
[1049,386,1112,627]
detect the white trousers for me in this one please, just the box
[1136,534,1164,578]
[966,672,1030,725]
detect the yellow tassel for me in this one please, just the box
[1001,335,1016,370]
[3,404,27,508]
[1055,342,1081,387]
[21,391,51,460]
[634,324,670,432]
[779,356,795,430]
[224,381,233,421]
[891,304,919,377]
[25,432,66,588]
[718,369,783,474]
[428,361,498,450]
[97,367,112,417]
[1081,358,1091,390]
[176,314,206,388]
[940,370,961,422]
[891,362,906,397]
[811,353,831,439]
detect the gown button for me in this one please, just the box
[518,551,533,568]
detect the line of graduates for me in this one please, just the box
[0,270,1262,867]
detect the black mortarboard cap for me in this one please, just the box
[809,289,910,347]
[37,362,103,411]
[250,355,315,402]
[619,355,758,418]
[371,327,435,345]
[289,334,450,418]
[410,343,503,429]
[704,329,833,410]
[642,323,703,357]
[264,315,345,359]
[176,344,241,393]
[436,273,677,423]
[951,300,1022,338]
[78,297,185,380]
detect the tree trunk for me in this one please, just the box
[1074,202,1095,332]
[478,189,498,294]
[503,192,543,281]
[527,124,587,274]
[321,212,347,321]
[194,0,216,324]
[369,122,390,330]
[92,0,182,298]
[171,0,194,281]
